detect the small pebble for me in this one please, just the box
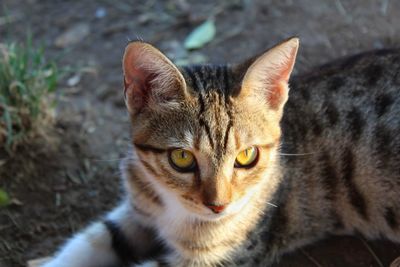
[95,7,107,19]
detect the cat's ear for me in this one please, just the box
[123,41,187,114]
[239,37,299,110]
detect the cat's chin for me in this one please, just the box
[191,209,238,222]
[194,212,231,222]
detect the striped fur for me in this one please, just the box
[44,39,400,267]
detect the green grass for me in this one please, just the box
[0,38,58,152]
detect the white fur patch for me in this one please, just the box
[42,222,117,267]
[226,185,259,214]
[156,178,194,226]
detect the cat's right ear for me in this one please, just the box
[236,37,299,111]
[122,41,187,114]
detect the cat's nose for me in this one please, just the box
[204,203,227,214]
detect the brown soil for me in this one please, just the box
[1,1,400,266]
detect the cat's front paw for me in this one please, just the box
[132,260,159,267]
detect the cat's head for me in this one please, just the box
[122,38,298,221]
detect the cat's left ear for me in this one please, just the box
[239,37,299,111]
[123,41,187,114]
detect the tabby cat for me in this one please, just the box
[43,38,400,267]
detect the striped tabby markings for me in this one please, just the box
[103,219,136,265]
[324,101,339,126]
[375,93,394,117]
[182,65,206,92]
[319,152,338,201]
[374,124,391,154]
[319,151,344,228]
[384,207,398,230]
[140,158,162,177]
[374,124,393,170]
[222,95,233,152]
[181,194,195,202]
[222,117,233,152]
[104,220,167,265]
[246,238,258,251]
[237,165,269,188]
[310,116,323,136]
[158,163,189,188]
[346,107,365,141]
[133,204,152,217]
[262,203,288,251]
[221,65,230,94]
[193,134,201,151]
[364,63,384,86]
[342,148,368,219]
[211,93,233,160]
[328,76,345,92]
[135,143,191,192]
[299,84,310,101]
[198,93,215,149]
[127,166,162,206]
[182,65,234,154]
[351,90,365,97]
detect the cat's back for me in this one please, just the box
[289,49,400,118]
[215,47,400,267]
[283,49,400,158]
[278,49,400,241]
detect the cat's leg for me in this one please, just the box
[42,221,117,267]
[43,200,161,267]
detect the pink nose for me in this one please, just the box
[204,203,226,214]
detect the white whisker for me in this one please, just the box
[279,152,317,156]
[266,202,278,208]
[90,158,127,162]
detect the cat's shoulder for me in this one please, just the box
[292,48,400,86]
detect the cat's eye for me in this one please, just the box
[235,146,259,168]
[169,149,196,172]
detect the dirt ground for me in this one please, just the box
[1,0,400,266]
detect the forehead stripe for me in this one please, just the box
[198,93,215,149]
[222,65,230,94]
[182,66,199,91]
[223,118,233,152]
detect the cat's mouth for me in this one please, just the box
[178,187,258,221]
[185,198,251,221]
[179,198,231,221]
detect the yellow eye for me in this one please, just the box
[169,149,196,172]
[235,146,258,168]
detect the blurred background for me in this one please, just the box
[0,0,400,266]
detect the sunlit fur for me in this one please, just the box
[116,39,299,266]
[130,85,281,219]
[44,38,400,267]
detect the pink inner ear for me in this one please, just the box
[266,46,297,110]
[124,68,152,112]
[267,81,287,110]
[122,42,186,113]
[123,45,157,113]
